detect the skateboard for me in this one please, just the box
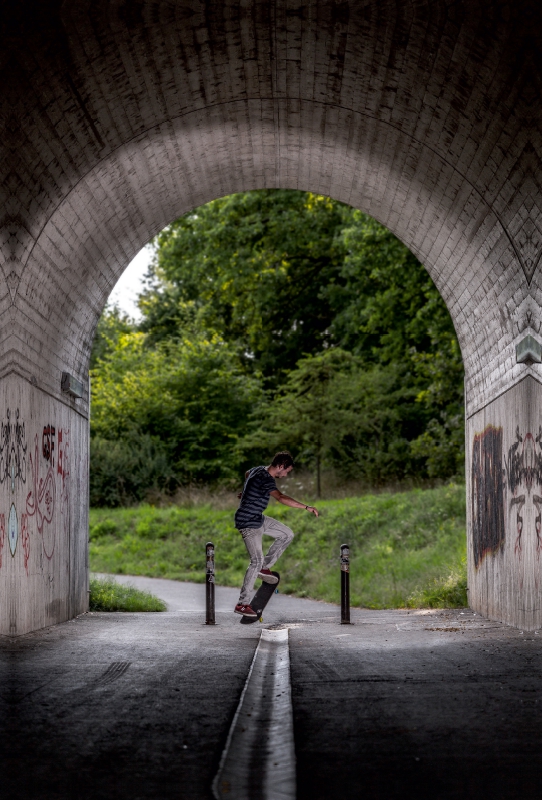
[240,571,280,624]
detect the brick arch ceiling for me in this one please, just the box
[1,0,541,417]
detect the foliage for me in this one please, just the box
[239,348,430,497]
[90,305,134,370]
[241,349,359,495]
[90,190,465,501]
[328,213,456,364]
[90,434,173,508]
[240,349,423,493]
[139,190,350,379]
[327,212,464,477]
[406,559,468,608]
[409,334,465,477]
[90,331,261,504]
[89,484,467,609]
[89,575,166,612]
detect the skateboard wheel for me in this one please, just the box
[259,616,263,622]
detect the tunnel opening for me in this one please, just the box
[87,188,467,612]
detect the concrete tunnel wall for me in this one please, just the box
[1,0,542,633]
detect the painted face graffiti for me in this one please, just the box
[8,503,18,556]
[505,427,542,557]
[0,408,27,489]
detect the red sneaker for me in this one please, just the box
[234,603,258,618]
[258,568,279,584]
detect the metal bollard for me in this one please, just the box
[340,543,350,624]
[206,541,216,625]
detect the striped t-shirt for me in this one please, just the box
[234,466,277,530]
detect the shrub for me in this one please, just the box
[89,519,119,541]
[89,434,174,507]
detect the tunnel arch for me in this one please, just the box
[2,0,541,634]
[16,101,524,418]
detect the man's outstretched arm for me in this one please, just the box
[270,489,319,516]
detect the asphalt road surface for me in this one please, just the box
[3,576,542,799]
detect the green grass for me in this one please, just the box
[89,575,167,612]
[89,483,467,609]
[405,559,468,608]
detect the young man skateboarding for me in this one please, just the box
[234,451,319,617]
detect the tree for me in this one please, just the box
[325,211,460,366]
[89,190,466,505]
[326,211,465,476]
[241,349,424,494]
[142,195,463,430]
[242,349,357,496]
[139,190,351,380]
[90,304,134,370]
[90,331,262,503]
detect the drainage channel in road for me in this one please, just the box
[212,628,296,800]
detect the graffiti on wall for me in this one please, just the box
[0,514,4,569]
[26,425,70,562]
[0,408,27,489]
[8,503,18,556]
[472,424,542,569]
[472,426,506,568]
[505,427,542,557]
[21,513,30,573]
[0,410,70,573]
[26,433,56,557]
[57,428,70,545]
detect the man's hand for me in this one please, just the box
[271,489,319,516]
[237,492,242,499]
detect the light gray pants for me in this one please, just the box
[238,516,294,604]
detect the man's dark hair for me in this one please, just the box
[270,451,294,469]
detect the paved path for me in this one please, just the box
[93,572,340,619]
[3,576,542,799]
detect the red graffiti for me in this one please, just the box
[21,513,30,574]
[57,428,70,540]
[21,425,70,567]
[26,435,56,559]
[0,514,4,569]
[57,429,63,475]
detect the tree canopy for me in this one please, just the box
[90,189,464,505]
